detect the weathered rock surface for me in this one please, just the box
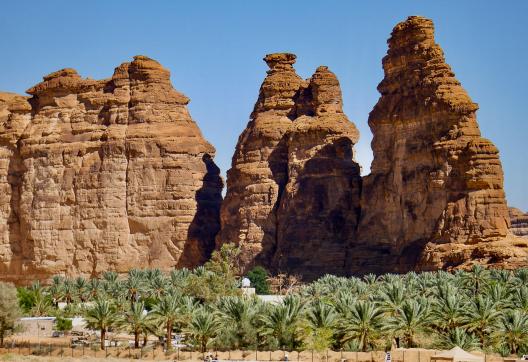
[353,16,526,273]
[509,207,528,238]
[217,54,362,277]
[0,56,222,284]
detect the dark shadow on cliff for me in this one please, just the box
[179,154,223,268]
[254,136,362,281]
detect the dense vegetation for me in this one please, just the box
[12,245,528,356]
[0,282,21,347]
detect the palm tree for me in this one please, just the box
[303,300,337,352]
[341,300,384,352]
[514,269,528,286]
[47,283,62,308]
[74,277,88,302]
[147,274,169,300]
[216,296,258,349]
[84,299,117,350]
[431,285,467,331]
[436,328,480,350]
[150,295,180,349]
[259,295,305,350]
[463,295,500,348]
[512,286,528,313]
[484,283,511,309]
[117,302,151,348]
[30,293,52,317]
[498,310,528,355]
[60,279,76,305]
[87,278,102,300]
[378,281,406,316]
[185,307,220,353]
[102,271,119,298]
[124,270,145,305]
[460,265,489,296]
[386,298,430,348]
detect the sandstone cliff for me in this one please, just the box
[217,54,362,277]
[353,16,526,273]
[509,207,528,238]
[0,56,222,283]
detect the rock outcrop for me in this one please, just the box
[0,56,222,284]
[352,16,525,273]
[217,54,362,277]
[2,17,525,284]
[510,207,528,238]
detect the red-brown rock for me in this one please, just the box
[217,54,362,277]
[352,16,526,273]
[0,56,222,284]
[509,207,528,238]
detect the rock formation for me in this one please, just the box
[509,207,528,238]
[2,17,526,284]
[217,54,362,277]
[353,16,526,273]
[0,56,222,284]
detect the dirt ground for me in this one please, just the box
[0,355,159,362]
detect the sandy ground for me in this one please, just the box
[0,355,159,362]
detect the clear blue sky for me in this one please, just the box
[2,1,527,210]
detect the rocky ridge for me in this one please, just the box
[0,56,222,283]
[1,16,526,284]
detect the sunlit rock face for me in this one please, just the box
[353,16,525,273]
[509,207,528,238]
[0,56,222,284]
[217,54,362,279]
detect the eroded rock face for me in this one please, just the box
[510,207,528,238]
[0,56,222,284]
[217,54,362,277]
[353,16,522,273]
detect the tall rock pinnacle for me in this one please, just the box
[353,16,524,273]
[217,53,362,277]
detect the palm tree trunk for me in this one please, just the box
[0,329,4,348]
[101,328,106,350]
[143,333,148,347]
[135,330,139,348]
[167,322,172,350]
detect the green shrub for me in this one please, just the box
[55,317,72,332]
[247,266,270,295]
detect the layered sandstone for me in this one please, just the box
[509,207,528,238]
[0,56,222,284]
[217,54,361,276]
[353,16,525,273]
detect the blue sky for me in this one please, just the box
[2,1,527,210]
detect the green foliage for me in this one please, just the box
[184,243,242,302]
[435,328,480,350]
[85,299,118,349]
[11,262,528,355]
[0,282,21,347]
[184,306,220,352]
[55,317,72,332]
[16,287,36,314]
[247,266,270,295]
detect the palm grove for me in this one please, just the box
[2,244,528,356]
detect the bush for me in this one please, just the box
[55,316,73,332]
[17,287,36,313]
[247,266,270,294]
